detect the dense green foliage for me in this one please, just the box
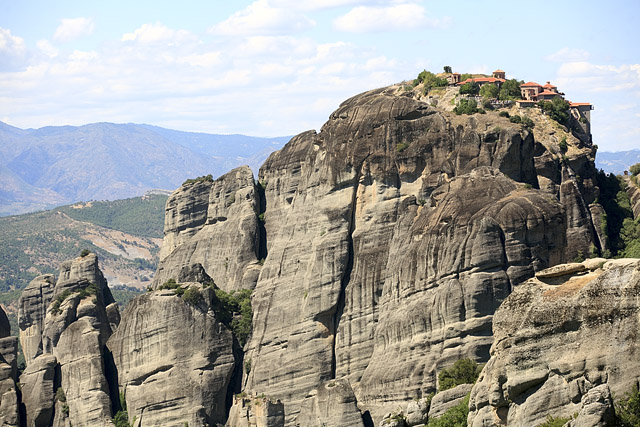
[459,81,480,95]
[479,83,499,99]
[214,288,253,346]
[559,136,568,153]
[113,392,131,427]
[183,286,204,306]
[454,99,479,115]
[616,384,640,427]
[498,79,522,100]
[443,65,452,73]
[426,393,470,427]
[58,195,167,238]
[415,70,448,92]
[630,163,640,176]
[182,174,213,186]
[539,97,570,125]
[438,358,482,391]
[537,415,571,427]
[596,171,634,256]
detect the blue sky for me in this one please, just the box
[0,0,638,151]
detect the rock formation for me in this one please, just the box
[239,85,598,423]
[468,258,640,426]
[18,274,55,363]
[0,306,20,426]
[18,253,119,427]
[107,282,237,426]
[154,166,264,291]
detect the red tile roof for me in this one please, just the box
[538,90,560,96]
[493,69,504,72]
[570,102,592,107]
[457,77,505,85]
[521,82,542,87]
[543,82,557,88]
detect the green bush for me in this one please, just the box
[50,289,73,315]
[454,99,479,115]
[499,111,510,118]
[438,358,482,391]
[113,392,130,427]
[459,81,480,95]
[498,79,522,100]
[479,83,499,99]
[559,136,568,153]
[509,115,522,124]
[214,289,253,346]
[80,249,91,257]
[630,163,640,176]
[415,69,448,91]
[616,384,640,427]
[521,116,535,128]
[159,278,179,290]
[539,97,570,125]
[426,393,469,427]
[537,415,571,427]
[182,174,213,186]
[183,286,204,306]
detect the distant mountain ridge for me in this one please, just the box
[0,121,290,216]
[595,149,640,175]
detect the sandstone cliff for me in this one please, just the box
[18,253,119,427]
[237,85,599,424]
[154,166,263,291]
[468,258,640,426]
[107,282,238,426]
[0,305,20,426]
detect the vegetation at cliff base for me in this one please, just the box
[537,414,571,427]
[414,69,447,93]
[214,288,253,346]
[426,393,470,427]
[596,171,639,257]
[453,99,479,115]
[615,384,640,427]
[438,358,482,391]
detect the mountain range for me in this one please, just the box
[595,149,640,175]
[0,121,290,216]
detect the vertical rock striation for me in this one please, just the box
[154,166,263,291]
[468,259,640,426]
[18,253,119,427]
[0,306,19,426]
[107,283,237,426]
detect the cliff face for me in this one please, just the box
[18,254,119,427]
[233,86,599,423]
[0,306,19,426]
[154,166,263,291]
[107,283,237,426]
[468,258,640,426]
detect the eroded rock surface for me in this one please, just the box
[18,253,119,427]
[154,166,263,291]
[297,379,365,427]
[107,283,237,426]
[226,393,285,427]
[468,259,640,426]
[18,274,55,362]
[0,306,19,426]
[240,86,597,424]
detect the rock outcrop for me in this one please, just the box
[226,393,285,427]
[297,379,365,427]
[18,253,119,427]
[107,282,237,426]
[154,166,263,291]
[18,274,55,363]
[468,258,640,426]
[0,306,19,426]
[239,86,598,423]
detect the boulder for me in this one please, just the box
[297,379,364,427]
[567,384,615,427]
[468,260,640,426]
[427,383,472,419]
[535,262,586,279]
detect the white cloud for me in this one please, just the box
[545,47,590,63]
[334,3,449,32]
[121,23,196,44]
[210,0,315,36]
[37,39,58,58]
[53,17,95,42]
[0,28,27,71]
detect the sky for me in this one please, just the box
[0,0,639,151]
